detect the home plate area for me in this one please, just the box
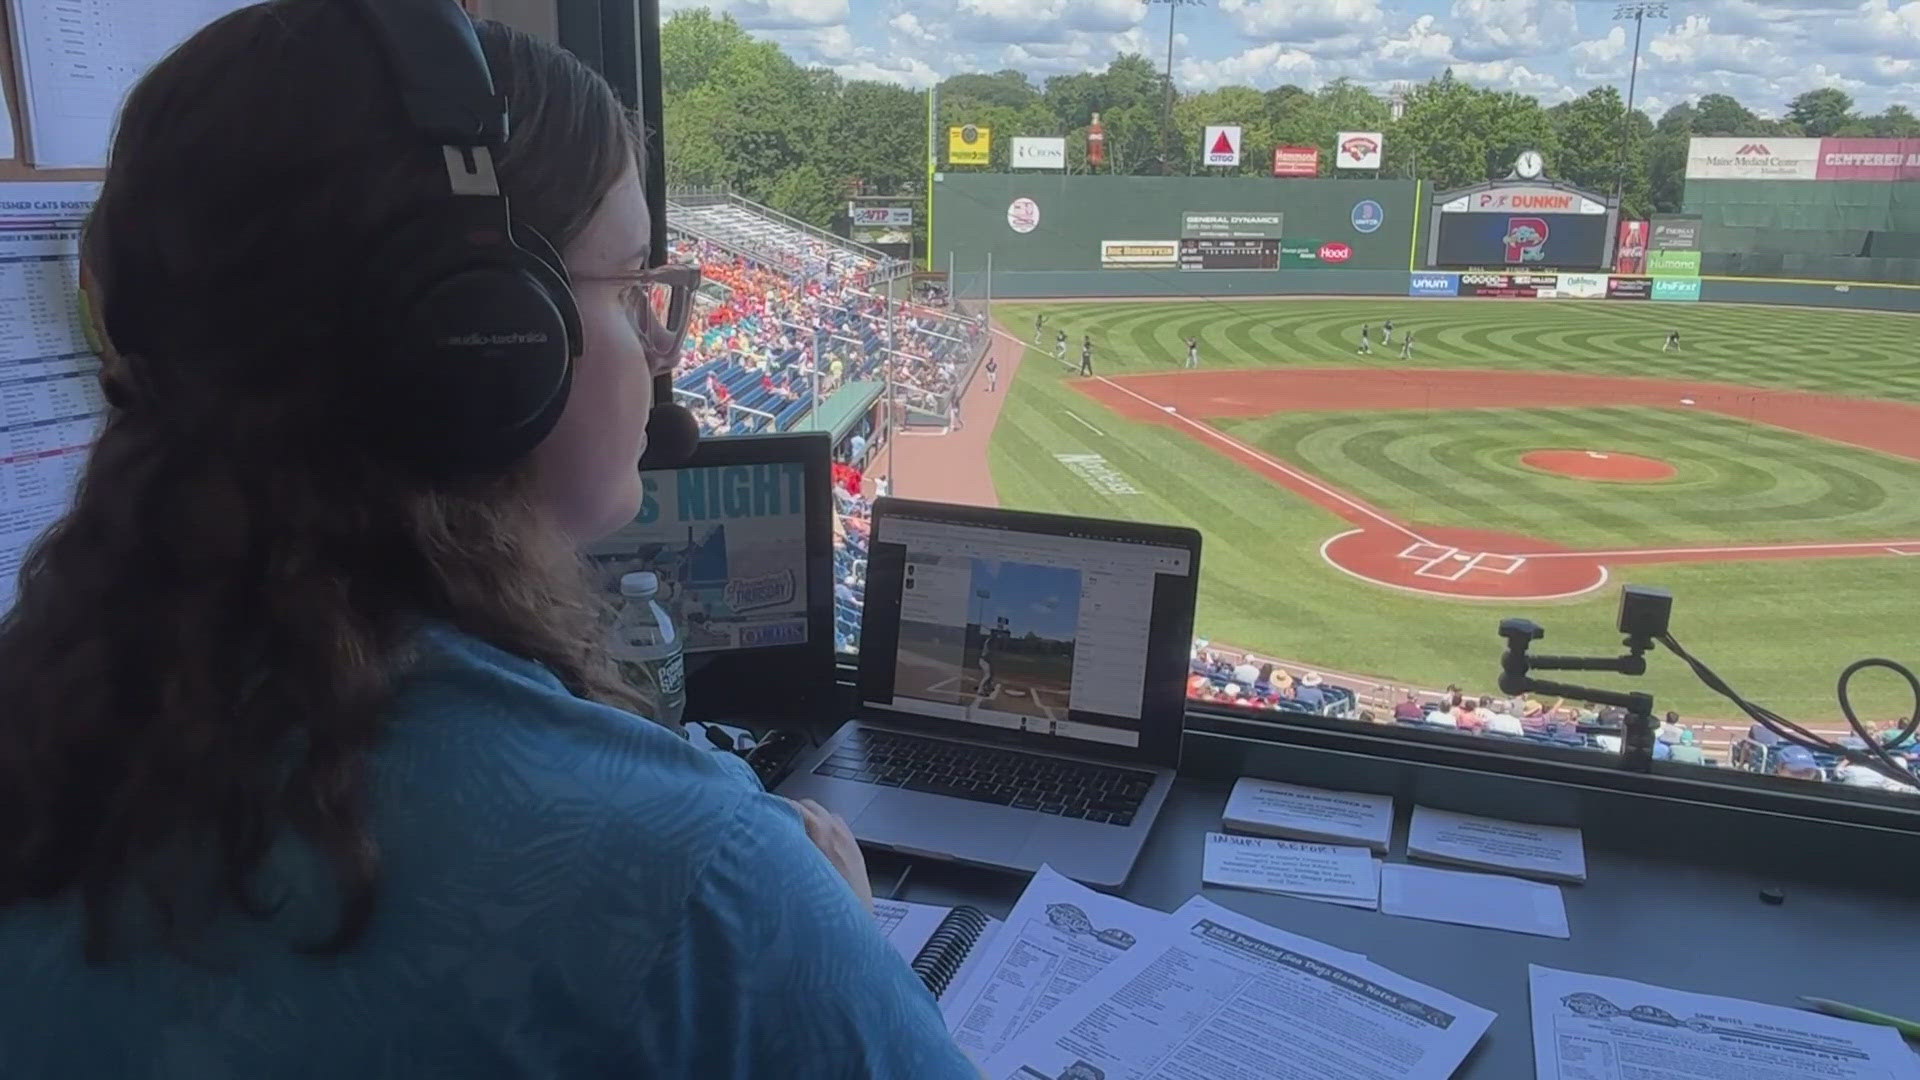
[1320,527,1609,601]
[1398,542,1526,583]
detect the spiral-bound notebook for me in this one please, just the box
[872,898,1002,1001]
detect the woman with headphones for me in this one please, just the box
[0,2,978,1077]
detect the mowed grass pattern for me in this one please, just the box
[1011,297,1920,402]
[984,299,1920,720]
[1214,407,1920,547]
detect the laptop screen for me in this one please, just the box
[583,433,835,723]
[858,499,1199,767]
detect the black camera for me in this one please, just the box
[1617,585,1672,644]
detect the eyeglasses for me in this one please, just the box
[575,262,703,360]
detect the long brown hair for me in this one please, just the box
[0,1,646,960]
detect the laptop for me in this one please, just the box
[778,497,1201,887]
[584,432,836,727]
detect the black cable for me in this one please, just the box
[1659,634,1919,791]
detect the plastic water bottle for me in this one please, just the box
[611,571,686,726]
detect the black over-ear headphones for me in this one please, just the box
[346,0,580,478]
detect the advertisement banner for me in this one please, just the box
[948,124,991,166]
[1441,186,1607,215]
[1203,125,1243,167]
[1685,137,1820,180]
[848,204,913,227]
[1100,240,1179,268]
[1606,276,1652,300]
[1408,273,1460,297]
[1335,131,1383,170]
[1011,137,1067,170]
[1816,137,1920,181]
[1457,271,1559,298]
[1559,273,1609,299]
[1351,199,1385,234]
[1646,249,1701,276]
[1652,277,1702,302]
[1649,215,1702,251]
[586,463,811,653]
[1180,211,1284,239]
[1615,219,1647,273]
[1280,239,1322,267]
[1272,145,1319,177]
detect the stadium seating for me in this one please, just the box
[664,230,985,437]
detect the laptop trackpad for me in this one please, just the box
[854,790,1038,860]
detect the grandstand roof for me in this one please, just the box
[809,380,885,442]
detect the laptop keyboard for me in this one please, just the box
[813,729,1157,826]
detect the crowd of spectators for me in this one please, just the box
[1185,638,1919,792]
[664,235,985,438]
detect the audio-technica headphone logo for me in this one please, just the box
[439,331,550,347]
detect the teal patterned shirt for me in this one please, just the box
[0,625,977,1079]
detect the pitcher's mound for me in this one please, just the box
[1521,449,1676,482]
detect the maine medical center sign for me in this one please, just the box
[1686,136,1920,181]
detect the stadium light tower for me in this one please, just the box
[1612,2,1668,205]
[1147,0,1206,174]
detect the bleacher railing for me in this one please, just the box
[668,188,907,280]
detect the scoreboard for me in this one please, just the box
[1178,237,1280,270]
[1178,211,1284,271]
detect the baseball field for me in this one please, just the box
[961,298,1920,721]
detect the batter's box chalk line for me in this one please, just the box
[1399,544,1529,582]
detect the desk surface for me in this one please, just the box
[884,776,1920,1078]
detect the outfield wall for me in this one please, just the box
[933,174,1417,298]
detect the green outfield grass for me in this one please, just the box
[1214,406,1920,547]
[986,299,1920,721]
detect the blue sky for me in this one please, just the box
[968,559,1082,640]
[666,0,1920,116]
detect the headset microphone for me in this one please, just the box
[638,374,700,468]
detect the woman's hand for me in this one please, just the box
[783,797,874,911]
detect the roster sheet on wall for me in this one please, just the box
[0,183,102,615]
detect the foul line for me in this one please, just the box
[1062,410,1106,436]
[990,322,1428,541]
[1524,538,1920,560]
[987,326,1920,572]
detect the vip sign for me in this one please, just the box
[1336,131,1383,170]
[1203,125,1243,167]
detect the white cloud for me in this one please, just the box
[997,25,1169,77]
[673,0,1920,114]
[1368,13,1456,75]
[1215,0,1384,39]
[1646,14,1787,77]
[831,54,944,87]
[1177,43,1321,90]
[1449,0,1577,61]
[1569,26,1628,76]
[950,0,1146,43]
[727,0,848,29]
[1449,58,1567,96]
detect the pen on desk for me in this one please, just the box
[1800,997,1920,1040]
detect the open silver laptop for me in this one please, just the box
[777,497,1200,887]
